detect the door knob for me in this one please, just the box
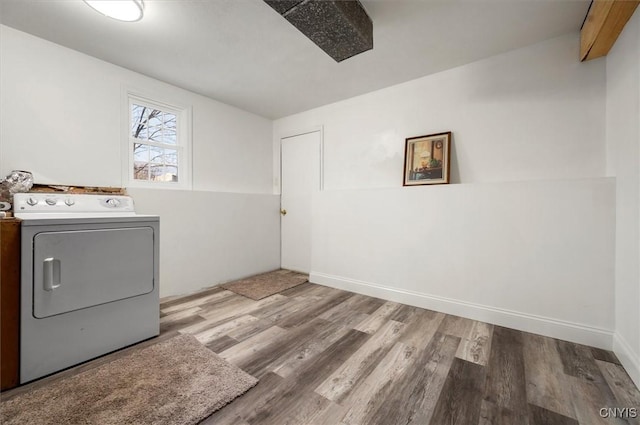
[280,209,287,216]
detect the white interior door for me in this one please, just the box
[280,131,321,273]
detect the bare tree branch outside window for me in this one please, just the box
[131,103,179,182]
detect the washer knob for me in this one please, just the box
[26,197,38,206]
[45,198,57,206]
[105,198,120,207]
[64,198,75,206]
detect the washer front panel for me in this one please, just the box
[20,218,160,384]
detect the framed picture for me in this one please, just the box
[403,132,451,186]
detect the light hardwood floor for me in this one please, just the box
[7,282,640,424]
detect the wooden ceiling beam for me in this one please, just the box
[580,0,639,61]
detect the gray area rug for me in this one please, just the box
[1,334,258,425]
[222,269,309,300]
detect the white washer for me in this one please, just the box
[14,193,160,384]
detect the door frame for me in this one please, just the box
[278,125,324,195]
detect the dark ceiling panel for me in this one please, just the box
[264,0,373,62]
[265,0,305,15]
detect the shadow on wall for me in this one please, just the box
[461,34,597,101]
[449,134,461,184]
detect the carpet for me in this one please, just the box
[221,269,309,300]
[1,334,258,425]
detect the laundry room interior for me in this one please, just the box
[0,0,639,424]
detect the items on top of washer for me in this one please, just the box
[2,170,33,194]
[29,183,125,195]
[0,170,34,211]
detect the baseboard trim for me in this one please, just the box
[310,272,614,349]
[613,333,640,389]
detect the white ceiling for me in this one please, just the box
[0,0,590,119]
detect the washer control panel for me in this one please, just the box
[13,193,135,214]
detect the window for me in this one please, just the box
[126,94,191,188]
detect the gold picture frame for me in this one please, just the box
[403,132,451,186]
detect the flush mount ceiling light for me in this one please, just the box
[84,0,144,22]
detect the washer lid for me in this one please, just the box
[15,212,139,219]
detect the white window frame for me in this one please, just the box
[123,91,192,189]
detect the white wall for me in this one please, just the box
[311,179,615,348]
[274,33,606,191]
[0,25,279,296]
[0,25,273,193]
[128,189,280,297]
[275,33,615,348]
[606,8,640,387]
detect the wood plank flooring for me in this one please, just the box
[5,282,639,425]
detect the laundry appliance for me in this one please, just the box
[14,193,159,383]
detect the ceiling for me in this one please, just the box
[0,0,591,119]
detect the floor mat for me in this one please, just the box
[1,334,258,425]
[221,269,309,300]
